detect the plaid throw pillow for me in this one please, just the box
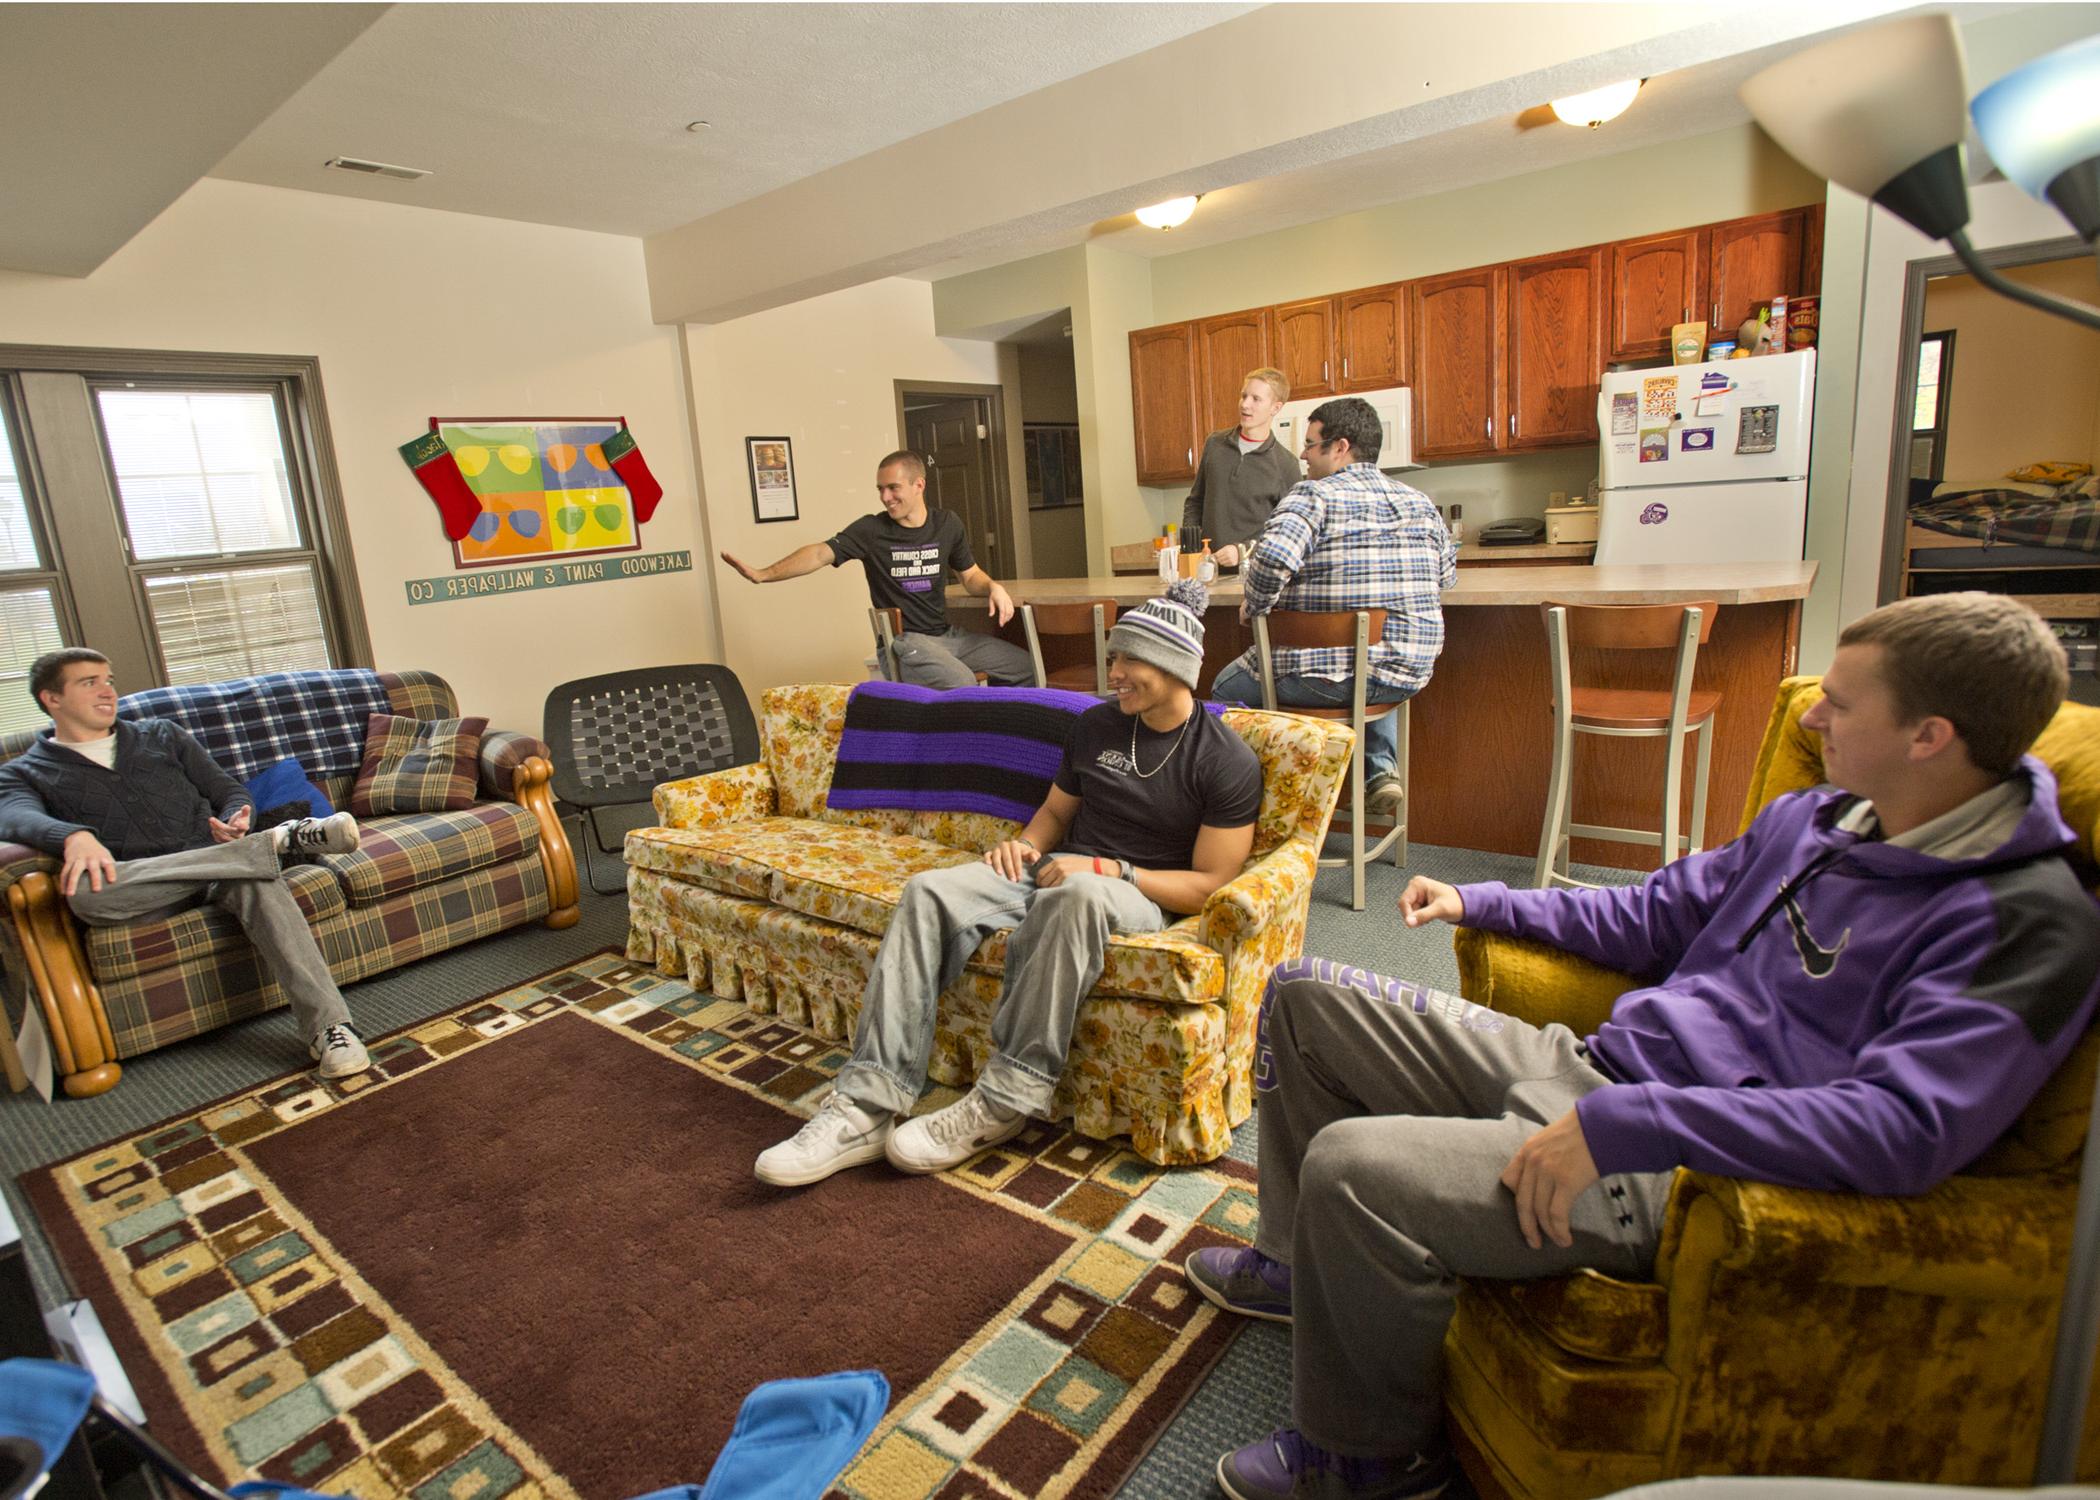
[349,713,488,815]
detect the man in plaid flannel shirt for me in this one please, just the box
[0,649,374,1079]
[1210,397,1455,817]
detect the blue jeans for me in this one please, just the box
[1211,661,1413,781]
[834,861,1165,1118]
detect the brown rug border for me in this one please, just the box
[16,948,629,1485]
[20,945,1262,1497]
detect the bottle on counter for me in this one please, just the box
[1448,504,1465,545]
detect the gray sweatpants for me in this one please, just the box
[67,835,353,1043]
[1255,957,1672,1458]
[893,629,1036,689]
[835,860,1164,1118]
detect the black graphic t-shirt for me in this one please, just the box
[1053,702,1262,876]
[828,509,974,637]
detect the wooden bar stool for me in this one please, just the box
[1020,600,1118,693]
[1534,599,1720,890]
[1253,608,1407,911]
[868,607,988,685]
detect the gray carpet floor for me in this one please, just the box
[0,840,1637,1497]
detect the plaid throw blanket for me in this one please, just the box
[829,681,1105,823]
[119,669,394,784]
[1910,481,2100,554]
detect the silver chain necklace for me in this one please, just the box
[1128,709,1194,779]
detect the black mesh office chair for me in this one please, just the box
[542,665,760,894]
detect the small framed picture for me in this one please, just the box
[747,436,798,523]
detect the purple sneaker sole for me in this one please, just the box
[1185,1246,1293,1323]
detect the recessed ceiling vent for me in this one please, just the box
[323,156,430,181]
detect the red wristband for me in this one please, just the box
[1092,857,1106,876]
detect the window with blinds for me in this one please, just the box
[0,349,367,706]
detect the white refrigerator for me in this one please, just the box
[1594,349,1816,566]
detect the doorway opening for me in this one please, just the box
[896,382,1013,579]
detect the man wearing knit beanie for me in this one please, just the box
[756,574,1265,1186]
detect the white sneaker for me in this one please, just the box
[754,1092,894,1187]
[886,1087,1028,1174]
[275,812,360,859]
[310,1024,371,1079]
[1366,775,1404,819]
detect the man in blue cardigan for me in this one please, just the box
[0,649,372,1078]
[1193,593,2099,1500]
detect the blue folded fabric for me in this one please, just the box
[245,757,334,820]
[631,1369,889,1500]
[0,1357,95,1473]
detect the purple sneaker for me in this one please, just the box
[1185,1245,1293,1322]
[1217,1428,1454,1500]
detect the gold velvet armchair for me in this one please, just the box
[1445,675,2100,1497]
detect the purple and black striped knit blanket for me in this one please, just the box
[829,681,1104,823]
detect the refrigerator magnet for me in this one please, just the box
[1639,428,1670,463]
[1641,375,1676,420]
[1611,393,1637,436]
[1736,405,1780,454]
[1681,427,1715,453]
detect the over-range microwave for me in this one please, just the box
[1272,388,1418,473]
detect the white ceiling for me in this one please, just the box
[211,2,1260,239]
[0,3,386,276]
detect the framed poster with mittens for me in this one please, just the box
[414,416,659,569]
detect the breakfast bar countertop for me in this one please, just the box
[951,561,1816,609]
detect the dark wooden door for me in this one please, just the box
[1129,323,1199,486]
[1507,247,1605,449]
[1609,229,1706,362]
[1411,267,1504,460]
[1709,208,1809,340]
[907,398,1001,575]
[1270,297,1336,399]
[1195,309,1270,437]
[1338,283,1409,392]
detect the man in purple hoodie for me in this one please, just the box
[1189,592,2100,1500]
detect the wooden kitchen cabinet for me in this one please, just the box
[1411,266,1506,460]
[1507,247,1606,449]
[1708,207,1816,340]
[1270,297,1337,400]
[1337,283,1410,392]
[1129,322,1200,486]
[1195,309,1270,436]
[1609,229,1706,362]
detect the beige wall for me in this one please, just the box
[1017,344,1087,577]
[0,177,712,734]
[1923,259,2100,484]
[685,277,1003,691]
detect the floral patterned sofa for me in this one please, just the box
[624,683,1354,1164]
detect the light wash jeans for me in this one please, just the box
[1210,661,1414,781]
[892,630,1037,689]
[66,834,353,1042]
[834,860,1165,1118]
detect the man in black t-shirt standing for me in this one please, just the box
[721,450,1036,687]
[756,577,1265,1187]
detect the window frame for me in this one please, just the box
[0,344,371,692]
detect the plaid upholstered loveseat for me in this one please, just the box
[623,682,1354,1165]
[0,668,579,1098]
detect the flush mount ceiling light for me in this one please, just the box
[1549,79,1642,129]
[1135,195,1199,230]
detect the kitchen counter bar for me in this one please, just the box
[947,561,1816,870]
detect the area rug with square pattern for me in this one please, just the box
[18,949,1259,1500]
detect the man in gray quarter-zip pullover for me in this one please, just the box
[1181,367,1303,566]
[0,648,373,1079]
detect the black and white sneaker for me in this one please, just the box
[310,1024,371,1079]
[275,812,360,860]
